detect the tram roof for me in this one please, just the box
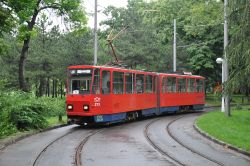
[67,65,204,79]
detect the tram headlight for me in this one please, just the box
[67,105,73,110]
[83,105,89,111]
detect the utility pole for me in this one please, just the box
[221,60,225,112]
[173,19,176,72]
[224,0,230,116]
[93,0,98,66]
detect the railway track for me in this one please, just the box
[75,129,102,166]
[166,116,224,166]
[32,127,100,166]
[144,112,225,166]
[144,118,185,166]
[32,128,77,166]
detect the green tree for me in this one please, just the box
[4,0,87,92]
[143,0,223,89]
[0,1,15,56]
[184,1,223,89]
[100,0,166,71]
[227,0,250,96]
[27,23,93,96]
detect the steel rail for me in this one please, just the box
[32,128,77,166]
[166,116,224,166]
[144,118,185,166]
[75,130,102,166]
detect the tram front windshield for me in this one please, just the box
[68,69,92,95]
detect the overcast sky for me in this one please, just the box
[84,0,128,28]
[43,0,128,31]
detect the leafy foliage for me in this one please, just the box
[1,0,87,91]
[100,0,223,89]
[9,102,48,130]
[100,0,168,71]
[227,0,250,94]
[0,91,65,137]
[0,1,15,36]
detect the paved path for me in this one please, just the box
[0,111,249,166]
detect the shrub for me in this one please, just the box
[9,102,48,130]
[38,97,66,117]
[0,90,65,136]
[0,122,17,138]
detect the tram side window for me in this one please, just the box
[113,72,124,94]
[167,77,176,93]
[92,69,100,94]
[102,70,110,94]
[162,77,167,93]
[187,78,195,92]
[125,73,134,94]
[196,79,203,92]
[178,78,186,92]
[146,75,153,93]
[136,74,144,93]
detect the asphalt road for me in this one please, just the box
[0,111,249,166]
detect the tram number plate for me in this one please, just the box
[96,115,103,122]
[94,102,101,107]
[94,97,101,107]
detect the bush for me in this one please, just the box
[0,122,17,138]
[0,91,18,138]
[0,90,66,136]
[38,97,66,117]
[9,102,49,130]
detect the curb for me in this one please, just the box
[0,124,69,151]
[193,122,250,157]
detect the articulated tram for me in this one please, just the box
[66,65,205,125]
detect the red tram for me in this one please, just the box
[66,65,205,125]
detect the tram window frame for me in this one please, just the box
[136,74,144,93]
[101,70,111,94]
[162,77,168,93]
[125,73,134,94]
[113,71,124,94]
[153,76,157,93]
[146,75,153,93]
[196,79,204,92]
[70,78,92,95]
[187,78,195,92]
[68,69,93,95]
[91,69,100,94]
[167,77,177,93]
[178,78,186,93]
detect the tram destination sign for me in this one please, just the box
[69,69,92,76]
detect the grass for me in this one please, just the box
[196,107,250,152]
[46,116,67,126]
[205,93,250,106]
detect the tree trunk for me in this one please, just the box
[18,39,30,92]
[52,79,55,98]
[38,61,47,97]
[246,87,250,102]
[55,79,58,98]
[38,77,45,97]
[60,81,63,99]
[35,79,38,97]
[47,78,50,97]
[18,0,40,91]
